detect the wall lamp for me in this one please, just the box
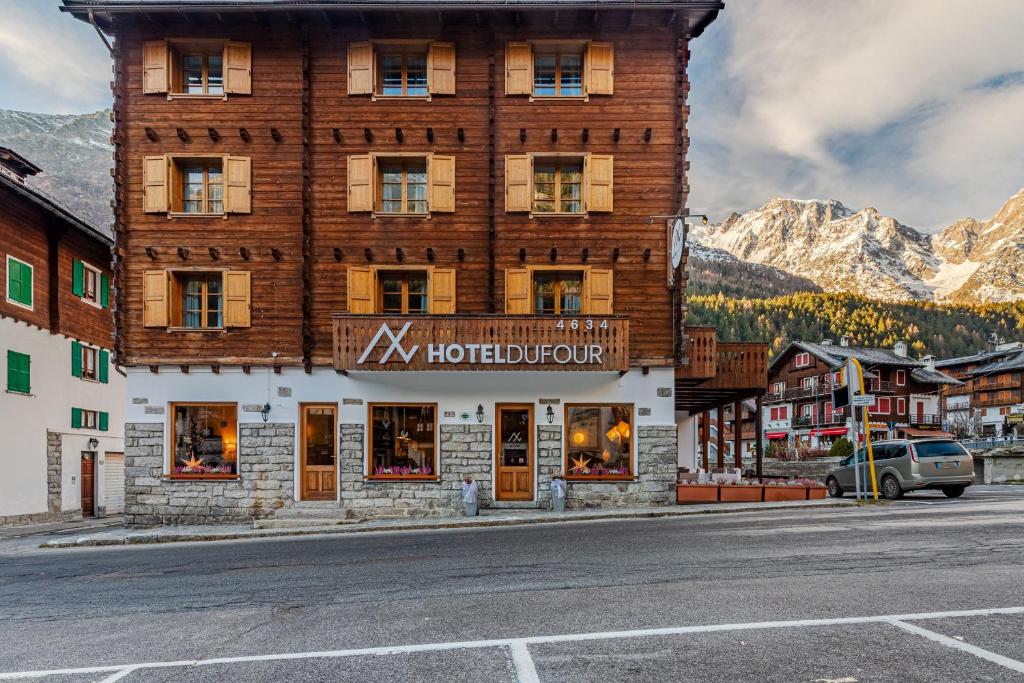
[88,438,100,449]
[476,404,485,424]
[261,403,272,423]
[546,405,555,424]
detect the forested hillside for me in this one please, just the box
[687,292,1024,358]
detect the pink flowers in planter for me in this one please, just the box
[373,465,433,476]
[173,464,234,475]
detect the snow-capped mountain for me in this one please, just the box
[0,109,112,233]
[691,192,1024,303]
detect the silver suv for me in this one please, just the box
[826,439,974,500]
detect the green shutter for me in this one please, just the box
[100,273,110,308]
[71,407,83,429]
[99,349,109,383]
[71,341,83,378]
[72,259,84,297]
[6,350,30,394]
[99,411,109,432]
[7,259,32,307]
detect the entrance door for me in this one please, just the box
[495,405,534,501]
[916,401,925,423]
[80,452,95,517]
[300,404,337,501]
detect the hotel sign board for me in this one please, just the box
[333,315,629,372]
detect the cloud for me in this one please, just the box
[0,0,110,114]
[689,0,1024,231]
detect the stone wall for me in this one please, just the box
[47,431,62,516]
[536,425,562,509]
[565,426,677,509]
[761,457,842,483]
[972,446,1024,484]
[124,422,294,526]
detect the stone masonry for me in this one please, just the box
[124,422,294,526]
[536,425,562,509]
[564,426,678,509]
[46,431,62,516]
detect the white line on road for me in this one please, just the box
[2,606,1024,680]
[508,641,541,683]
[888,619,1024,674]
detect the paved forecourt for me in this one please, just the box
[3,606,1024,682]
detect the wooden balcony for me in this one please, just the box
[675,326,769,414]
[332,314,629,372]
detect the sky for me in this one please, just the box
[1,0,1023,232]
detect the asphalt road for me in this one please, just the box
[2,486,1024,682]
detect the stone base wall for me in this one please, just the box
[565,426,677,509]
[761,457,842,483]
[536,425,563,509]
[973,447,1024,483]
[124,422,294,526]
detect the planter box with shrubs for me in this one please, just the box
[676,483,720,504]
[718,483,764,502]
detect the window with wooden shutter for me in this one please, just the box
[429,155,455,213]
[505,42,533,95]
[347,155,374,212]
[428,42,456,95]
[143,155,169,213]
[99,411,110,432]
[585,269,614,314]
[6,255,33,309]
[143,270,170,327]
[223,271,251,327]
[71,341,83,378]
[143,40,169,94]
[223,41,252,95]
[585,154,614,212]
[429,268,456,314]
[505,269,531,314]
[223,156,251,214]
[99,349,110,384]
[72,259,85,297]
[585,42,614,95]
[347,266,375,314]
[6,350,30,394]
[348,42,375,95]
[504,155,532,212]
[71,407,83,429]
[100,273,110,309]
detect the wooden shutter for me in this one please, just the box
[347,266,375,314]
[71,341,83,378]
[586,42,614,95]
[505,268,531,314]
[429,268,456,314]
[586,154,614,212]
[347,154,374,212]
[504,155,532,212]
[99,411,110,432]
[143,155,169,213]
[224,156,251,214]
[72,259,84,297]
[99,349,110,384]
[224,41,252,95]
[143,40,169,94]
[505,42,533,95]
[100,273,110,309]
[429,155,455,213]
[347,42,374,95]
[428,42,456,95]
[223,271,251,327]
[585,269,614,314]
[142,270,170,327]
[71,407,83,429]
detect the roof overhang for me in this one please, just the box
[0,174,112,247]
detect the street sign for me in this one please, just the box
[852,394,875,407]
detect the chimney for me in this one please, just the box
[922,354,935,371]
[894,341,908,358]
[840,335,850,347]
[0,147,42,184]
[821,339,833,346]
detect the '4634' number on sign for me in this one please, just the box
[556,319,608,330]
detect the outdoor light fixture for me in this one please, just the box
[88,438,99,449]
[476,404,485,423]
[261,402,272,423]
[546,405,555,424]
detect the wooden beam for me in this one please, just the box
[755,394,764,480]
[734,400,743,469]
[716,405,725,470]
[701,411,710,470]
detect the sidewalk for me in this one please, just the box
[0,516,123,541]
[40,499,854,548]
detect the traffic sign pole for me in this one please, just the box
[851,358,879,502]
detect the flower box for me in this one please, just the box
[718,484,764,503]
[764,485,807,502]
[676,483,720,504]
[807,485,827,500]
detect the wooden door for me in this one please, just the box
[495,405,534,501]
[301,404,337,501]
[916,401,924,422]
[80,453,95,517]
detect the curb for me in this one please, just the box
[40,500,854,549]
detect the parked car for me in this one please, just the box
[826,439,974,500]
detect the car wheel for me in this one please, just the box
[826,477,844,498]
[942,486,966,498]
[882,475,903,500]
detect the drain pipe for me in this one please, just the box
[88,10,114,57]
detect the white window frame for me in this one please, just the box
[772,381,785,394]
[802,404,813,418]
[5,254,34,312]
[80,344,99,382]
[895,369,906,386]
[897,398,906,415]
[80,260,103,308]
[795,352,810,368]
[81,409,99,430]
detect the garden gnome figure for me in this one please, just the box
[462,475,479,517]
[550,470,566,513]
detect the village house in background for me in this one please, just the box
[62,0,766,525]
[936,340,1024,438]
[0,147,125,526]
[760,338,962,453]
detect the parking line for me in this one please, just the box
[889,620,1024,674]
[2,606,1023,680]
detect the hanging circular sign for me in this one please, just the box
[670,218,686,269]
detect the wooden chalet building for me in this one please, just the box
[763,338,962,451]
[63,0,766,525]
[0,147,126,525]
[935,342,1024,437]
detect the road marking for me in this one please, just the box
[889,619,1024,674]
[2,606,1023,680]
[508,641,540,683]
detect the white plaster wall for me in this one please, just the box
[675,410,697,469]
[0,316,126,518]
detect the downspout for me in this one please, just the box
[88,10,114,57]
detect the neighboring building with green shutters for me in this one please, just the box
[0,147,126,525]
